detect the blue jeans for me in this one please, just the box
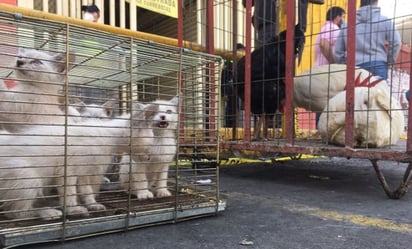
[357,61,388,80]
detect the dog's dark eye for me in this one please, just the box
[30,59,43,65]
[166,110,172,114]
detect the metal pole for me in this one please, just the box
[232,0,239,139]
[243,0,252,142]
[407,44,412,152]
[284,0,295,144]
[345,0,357,148]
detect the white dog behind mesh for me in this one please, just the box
[318,81,404,148]
[120,95,179,200]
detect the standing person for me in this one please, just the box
[313,6,345,127]
[82,4,100,22]
[242,0,310,49]
[242,0,277,48]
[78,3,107,103]
[314,6,345,66]
[334,0,401,80]
[221,43,245,128]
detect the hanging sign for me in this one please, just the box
[131,0,178,19]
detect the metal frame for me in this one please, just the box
[220,0,412,199]
[0,3,223,247]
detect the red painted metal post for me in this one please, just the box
[232,0,239,140]
[344,0,356,148]
[243,0,252,142]
[206,1,214,55]
[284,0,295,144]
[407,45,412,152]
[177,0,183,47]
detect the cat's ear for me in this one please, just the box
[130,102,146,126]
[70,97,87,113]
[170,95,180,106]
[53,52,76,72]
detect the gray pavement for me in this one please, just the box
[19,157,412,249]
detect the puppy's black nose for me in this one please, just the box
[16,60,24,67]
[160,115,166,120]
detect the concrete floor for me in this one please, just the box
[18,157,412,249]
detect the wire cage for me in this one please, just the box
[0,8,223,248]
[219,0,411,143]
[218,0,412,198]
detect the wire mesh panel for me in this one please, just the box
[217,0,412,198]
[0,9,222,248]
[218,0,412,155]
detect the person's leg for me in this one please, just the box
[357,61,388,80]
[226,97,235,127]
[372,61,388,80]
[316,112,321,128]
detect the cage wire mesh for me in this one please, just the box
[218,0,411,153]
[0,9,223,247]
[291,0,411,150]
[215,0,412,200]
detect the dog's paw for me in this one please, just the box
[86,203,106,211]
[155,189,171,198]
[66,206,89,216]
[39,208,63,220]
[137,190,154,200]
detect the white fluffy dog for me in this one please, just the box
[0,102,153,220]
[120,96,179,200]
[318,83,404,148]
[0,48,76,132]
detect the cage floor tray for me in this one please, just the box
[0,190,225,248]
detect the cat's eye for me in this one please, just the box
[166,110,172,114]
[31,59,42,65]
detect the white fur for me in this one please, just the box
[69,99,115,119]
[119,96,179,200]
[318,84,404,148]
[294,64,386,112]
[67,99,117,184]
[0,102,152,220]
[0,48,76,132]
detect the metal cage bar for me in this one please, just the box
[0,6,223,247]
[219,0,412,199]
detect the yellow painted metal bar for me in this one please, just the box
[171,154,324,167]
[0,3,230,59]
[0,3,187,47]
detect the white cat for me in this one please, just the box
[120,96,179,200]
[68,98,115,119]
[0,48,75,132]
[0,102,153,220]
[67,98,119,185]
